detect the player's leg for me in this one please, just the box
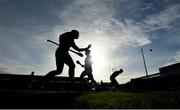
[45,58,64,77]
[88,72,97,86]
[80,70,87,79]
[56,58,64,75]
[64,54,75,81]
[110,77,117,85]
[80,70,88,86]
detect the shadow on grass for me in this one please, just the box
[0,89,82,109]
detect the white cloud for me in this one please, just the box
[1,0,179,83]
[165,50,180,66]
[143,4,180,31]
[55,0,151,49]
[166,29,180,45]
[0,55,36,74]
[52,0,153,82]
[172,51,180,62]
[0,66,11,74]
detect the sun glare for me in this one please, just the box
[91,48,106,74]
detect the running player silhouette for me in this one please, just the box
[77,49,97,87]
[45,30,91,82]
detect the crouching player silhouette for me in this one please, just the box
[110,69,123,89]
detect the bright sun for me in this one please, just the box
[91,47,106,73]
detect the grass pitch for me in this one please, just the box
[1,90,180,108]
[72,90,180,109]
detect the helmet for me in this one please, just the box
[71,30,79,39]
[85,49,91,55]
[119,69,123,73]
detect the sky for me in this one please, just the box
[0,0,180,84]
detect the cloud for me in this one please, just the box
[172,51,180,62]
[0,0,61,75]
[52,0,154,82]
[0,55,37,74]
[167,29,180,45]
[164,50,180,66]
[55,0,151,49]
[0,66,11,74]
[142,4,180,32]
[0,0,179,83]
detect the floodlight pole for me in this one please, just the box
[141,48,148,76]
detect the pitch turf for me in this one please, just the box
[1,90,180,108]
[72,90,180,109]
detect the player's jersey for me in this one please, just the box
[110,71,120,79]
[55,32,76,58]
[59,32,76,51]
[85,55,92,71]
